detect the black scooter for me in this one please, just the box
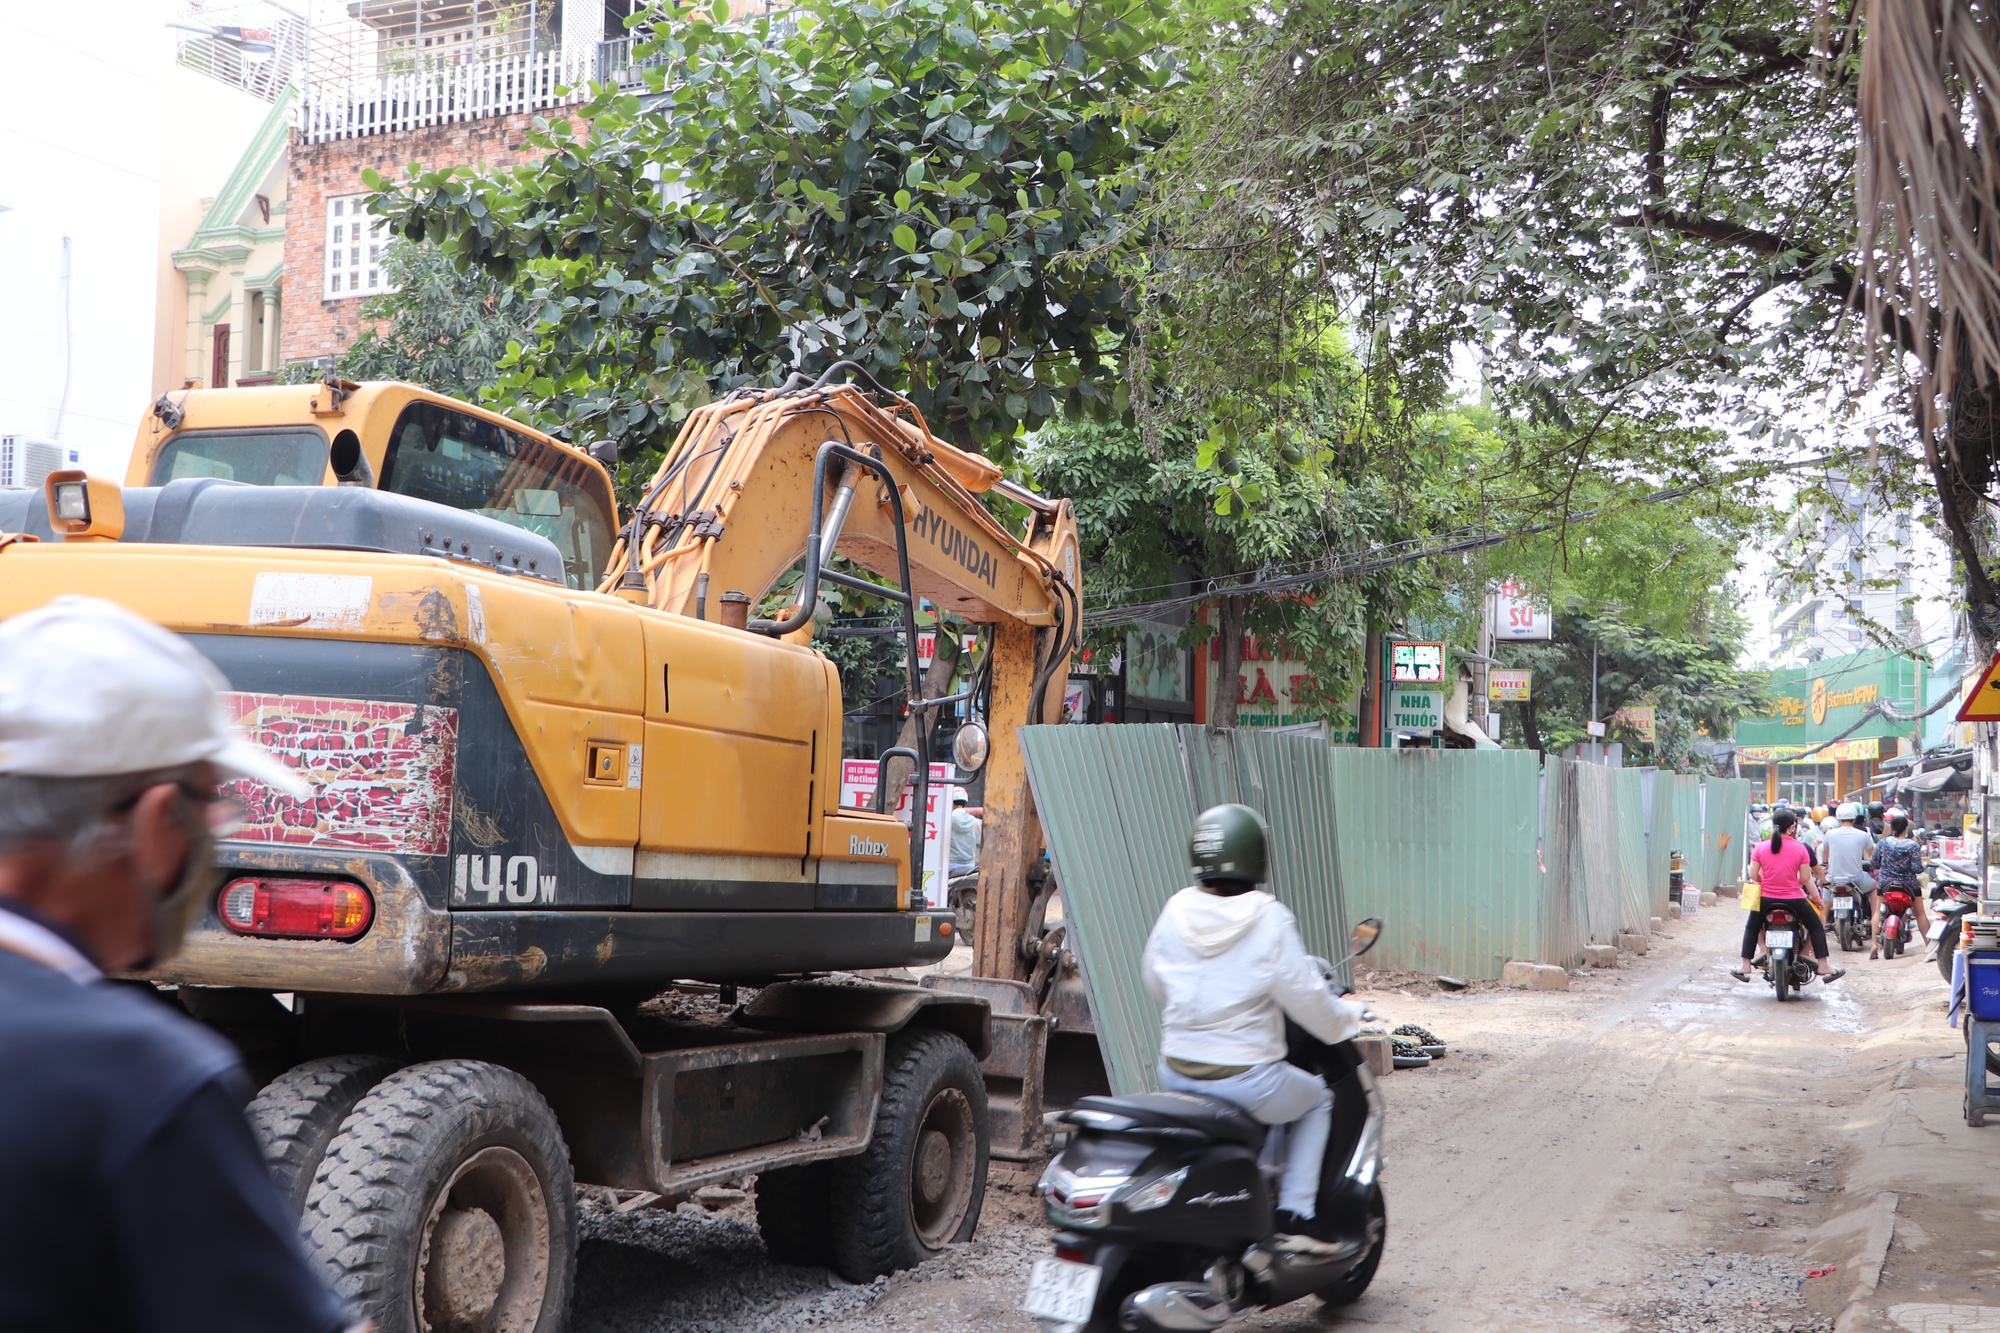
[1021,919,1388,1332]
[1760,903,1819,1000]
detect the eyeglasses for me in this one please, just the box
[112,781,247,838]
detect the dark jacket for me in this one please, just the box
[0,906,347,1333]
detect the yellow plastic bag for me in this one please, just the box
[1740,879,1761,912]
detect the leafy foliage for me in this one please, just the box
[1148,0,1871,433]
[1033,381,1436,723]
[370,0,1174,457]
[294,242,531,401]
[1498,603,1771,770]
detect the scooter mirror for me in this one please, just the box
[1349,917,1383,959]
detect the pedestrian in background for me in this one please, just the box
[948,791,983,878]
[0,597,357,1333]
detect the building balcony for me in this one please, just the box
[298,47,589,142]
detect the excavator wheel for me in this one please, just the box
[248,1054,403,1217]
[302,1060,577,1333]
[830,1027,988,1280]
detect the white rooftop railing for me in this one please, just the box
[298,49,592,144]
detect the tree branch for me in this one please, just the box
[1679,54,1808,90]
[1612,207,1931,357]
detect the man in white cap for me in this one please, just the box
[0,597,354,1333]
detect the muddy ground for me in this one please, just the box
[567,903,2000,1333]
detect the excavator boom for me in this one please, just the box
[601,372,1082,978]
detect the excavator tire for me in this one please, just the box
[248,1054,403,1217]
[302,1060,577,1333]
[755,1161,836,1266]
[830,1028,989,1281]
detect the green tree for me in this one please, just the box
[1135,0,1990,646]
[1034,384,1434,727]
[371,0,1172,458]
[282,242,529,402]
[1499,603,1770,770]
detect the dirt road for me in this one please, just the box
[571,902,2000,1333]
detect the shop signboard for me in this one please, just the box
[1611,705,1656,742]
[1491,581,1552,640]
[1204,633,1361,741]
[1489,669,1532,701]
[1387,688,1443,734]
[1734,652,1923,749]
[1737,738,1880,762]
[1389,641,1445,684]
[840,759,952,905]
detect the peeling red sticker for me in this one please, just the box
[219,693,458,855]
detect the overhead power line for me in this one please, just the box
[1082,457,1833,627]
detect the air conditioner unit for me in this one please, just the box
[0,436,63,491]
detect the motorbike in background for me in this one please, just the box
[1760,905,1818,1001]
[1925,851,1982,981]
[1023,920,1389,1333]
[1879,888,1919,959]
[1827,877,1868,953]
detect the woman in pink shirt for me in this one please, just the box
[1733,807,1844,984]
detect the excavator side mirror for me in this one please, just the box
[951,720,989,775]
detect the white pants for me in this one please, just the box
[1157,1058,1333,1218]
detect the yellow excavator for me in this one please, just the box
[0,369,1079,1333]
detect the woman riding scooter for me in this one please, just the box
[1142,803,1368,1250]
[1733,807,1845,985]
[1870,812,1932,960]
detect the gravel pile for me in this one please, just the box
[569,1170,1052,1333]
[570,1207,890,1333]
[1607,1251,1836,1333]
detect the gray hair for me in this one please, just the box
[0,765,209,854]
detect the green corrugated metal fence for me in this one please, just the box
[1016,725,1201,1095]
[1330,748,1542,979]
[1642,769,1672,915]
[1704,778,1752,892]
[1179,728,1352,969]
[1020,723,1731,1095]
[1671,774,1705,893]
[1615,768,1652,935]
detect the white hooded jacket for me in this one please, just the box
[1142,886,1365,1066]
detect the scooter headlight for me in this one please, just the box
[1118,1166,1188,1213]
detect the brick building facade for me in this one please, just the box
[280,112,548,368]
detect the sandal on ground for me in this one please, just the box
[1821,968,1845,984]
[1730,968,1754,982]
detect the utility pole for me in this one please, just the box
[1473,591,1494,741]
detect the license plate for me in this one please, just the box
[1022,1257,1101,1324]
[1766,929,1795,948]
[1833,896,1854,910]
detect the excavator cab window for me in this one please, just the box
[148,428,329,488]
[379,401,615,590]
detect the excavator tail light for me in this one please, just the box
[218,877,374,940]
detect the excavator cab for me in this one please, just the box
[124,381,618,591]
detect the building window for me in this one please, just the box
[324,195,394,301]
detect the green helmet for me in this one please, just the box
[1189,804,1270,885]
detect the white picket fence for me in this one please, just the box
[298,50,593,144]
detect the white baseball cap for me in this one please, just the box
[0,596,310,797]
